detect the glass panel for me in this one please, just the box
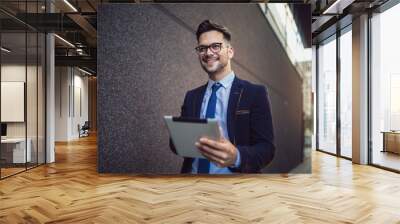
[340,29,352,158]
[27,31,38,169]
[318,37,337,154]
[0,1,46,179]
[1,27,28,178]
[26,0,39,169]
[371,4,400,171]
[38,32,45,165]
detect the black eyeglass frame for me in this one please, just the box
[195,42,225,55]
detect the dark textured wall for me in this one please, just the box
[98,3,306,173]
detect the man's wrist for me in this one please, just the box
[230,146,241,168]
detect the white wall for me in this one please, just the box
[1,65,26,133]
[55,66,70,141]
[69,71,89,139]
[1,65,40,137]
[55,66,89,141]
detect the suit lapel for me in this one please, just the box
[227,77,243,143]
[193,84,207,118]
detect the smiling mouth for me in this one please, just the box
[204,57,218,64]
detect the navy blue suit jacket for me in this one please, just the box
[170,76,275,173]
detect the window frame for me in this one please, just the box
[315,24,353,161]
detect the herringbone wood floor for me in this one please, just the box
[1,134,400,223]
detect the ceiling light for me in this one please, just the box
[63,0,78,12]
[54,34,75,48]
[1,47,11,53]
[76,48,84,55]
[78,67,92,76]
[322,0,354,15]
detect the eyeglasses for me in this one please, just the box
[195,42,223,55]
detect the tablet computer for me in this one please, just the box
[164,116,221,158]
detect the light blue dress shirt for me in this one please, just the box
[192,71,241,174]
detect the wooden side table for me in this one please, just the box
[382,131,400,154]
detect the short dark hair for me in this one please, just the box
[196,20,231,42]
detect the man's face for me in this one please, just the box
[197,30,234,74]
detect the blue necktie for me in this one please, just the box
[198,82,222,174]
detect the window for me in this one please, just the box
[317,36,337,154]
[370,2,400,171]
[316,26,353,159]
[339,28,352,158]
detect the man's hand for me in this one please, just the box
[195,136,238,168]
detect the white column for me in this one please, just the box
[46,0,55,163]
[352,14,369,164]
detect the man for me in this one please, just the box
[171,20,275,174]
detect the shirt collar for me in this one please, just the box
[207,71,235,90]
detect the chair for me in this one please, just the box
[79,121,90,138]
